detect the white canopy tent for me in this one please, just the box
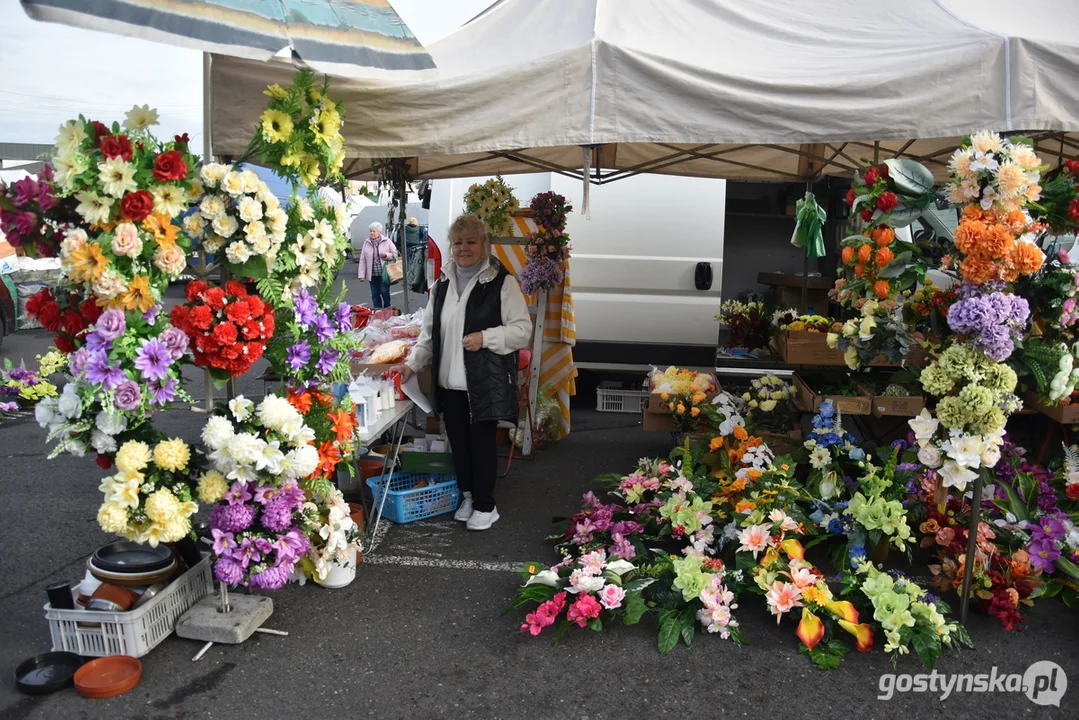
[209,0,1079,183]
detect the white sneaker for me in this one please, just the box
[466,507,500,531]
[454,492,473,522]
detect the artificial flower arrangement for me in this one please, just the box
[169,280,275,382]
[715,299,771,352]
[36,306,190,463]
[945,131,1045,214]
[264,288,357,386]
[187,162,287,279]
[801,400,861,502]
[285,387,358,481]
[23,286,102,354]
[296,480,363,583]
[518,191,572,295]
[0,164,79,258]
[828,296,912,368]
[51,107,200,310]
[0,357,57,408]
[463,175,519,238]
[96,436,203,546]
[740,374,797,434]
[1014,247,1079,344]
[253,71,346,189]
[1030,158,1079,234]
[771,310,833,334]
[650,367,719,433]
[202,395,319,590]
[257,194,351,307]
[901,278,957,350]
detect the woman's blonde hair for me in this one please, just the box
[448,214,489,250]
[408,217,419,226]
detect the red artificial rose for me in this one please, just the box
[89,121,110,144]
[120,190,154,221]
[100,134,134,161]
[1069,198,1079,224]
[863,167,879,186]
[54,334,76,354]
[877,191,898,212]
[1067,484,1079,501]
[152,150,188,182]
[224,280,247,297]
[62,309,84,337]
[212,322,238,347]
[185,280,208,302]
[860,208,874,223]
[879,163,889,178]
[204,287,226,310]
[95,453,113,471]
[190,305,213,331]
[25,288,53,317]
[225,300,251,325]
[844,187,856,207]
[80,297,103,324]
[38,302,62,332]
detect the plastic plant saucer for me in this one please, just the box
[15,652,84,695]
[91,540,174,573]
[74,656,142,699]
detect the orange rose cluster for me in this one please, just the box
[839,225,897,299]
[952,206,1045,284]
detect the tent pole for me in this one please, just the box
[399,174,409,313]
[198,51,215,413]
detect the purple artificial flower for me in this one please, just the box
[248,565,291,590]
[70,349,91,378]
[13,211,37,237]
[213,557,244,585]
[225,481,253,506]
[278,481,305,509]
[209,503,256,533]
[1038,515,1067,541]
[253,485,280,505]
[85,350,125,390]
[610,520,644,536]
[518,256,564,295]
[335,302,352,332]
[284,527,310,556]
[0,401,18,414]
[610,533,637,560]
[12,177,39,206]
[572,518,596,545]
[134,338,172,382]
[112,379,142,411]
[260,497,294,532]
[254,537,274,556]
[142,306,160,325]
[286,340,311,371]
[1028,536,1061,573]
[211,528,237,556]
[946,290,1030,362]
[316,348,339,376]
[230,537,263,569]
[293,289,317,328]
[271,535,298,566]
[95,309,126,342]
[313,312,335,343]
[84,331,111,352]
[159,326,189,361]
[148,376,178,406]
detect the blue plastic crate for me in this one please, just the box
[365,472,460,524]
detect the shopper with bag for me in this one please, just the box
[358,222,399,309]
[391,215,532,531]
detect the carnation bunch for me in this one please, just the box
[773,311,833,333]
[169,280,275,380]
[51,108,200,310]
[203,394,321,589]
[188,162,287,279]
[0,165,79,258]
[96,436,203,546]
[252,71,345,189]
[950,205,1045,284]
[23,286,102,354]
[463,175,519,237]
[715,299,771,350]
[258,194,350,307]
[265,288,357,385]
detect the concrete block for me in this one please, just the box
[176,594,273,644]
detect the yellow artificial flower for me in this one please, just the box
[68,242,108,283]
[196,470,229,504]
[263,83,289,100]
[153,438,191,472]
[144,488,182,524]
[115,441,151,474]
[142,211,181,250]
[97,502,129,534]
[121,274,156,314]
[260,108,294,143]
[298,154,320,186]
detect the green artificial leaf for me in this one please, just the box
[884,158,935,196]
[623,591,648,626]
[877,251,914,278]
[910,625,941,669]
[225,256,269,281]
[588,617,603,632]
[851,194,872,213]
[678,606,696,647]
[1061,589,1079,610]
[657,610,680,656]
[623,577,657,593]
[1019,473,1037,513]
[552,620,572,647]
[1053,556,1079,584]
[887,202,926,229]
[208,368,234,389]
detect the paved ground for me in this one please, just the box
[0,274,1077,718]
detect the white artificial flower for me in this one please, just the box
[908,409,939,448]
[200,163,229,187]
[53,152,89,191]
[226,432,265,466]
[917,444,942,469]
[243,220,268,245]
[199,194,226,220]
[201,415,235,449]
[286,444,319,479]
[151,184,188,217]
[35,397,59,428]
[938,461,977,491]
[97,156,138,198]
[286,421,316,448]
[759,399,777,413]
[334,204,348,233]
[257,395,295,433]
[970,130,1004,156]
[818,472,837,500]
[95,409,128,436]
[74,191,114,226]
[183,213,205,239]
[213,214,239,239]
[265,208,288,234]
[568,571,605,594]
[242,171,262,194]
[946,434,985,468]
[123,104,160,131]
[251,234,272,255]
[604,559,636,576]
[297,197,314,221]
[58,383,82,420]
[980,444,1002,468]
[55,119,88,155]
[524,569,561,587]
[91,429,118,454]
[203,235,225,254]
[229,396,254,421]
[255,439,285,474]
[808,446,830,470]
[221,171,247,196]
[237,196,264,223]
[225,241,252,265]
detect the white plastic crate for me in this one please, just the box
[596,382,651,413]
[45,554,213,658]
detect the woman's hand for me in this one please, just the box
[389,364,414,381]
[462,332,484,352]
[380,251,395,260]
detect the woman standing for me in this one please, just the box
[358,222,398,309]
[392,215,532,531]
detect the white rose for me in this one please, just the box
[980,445,1001,468]
[286,444,319,479]
[759,399,777,412]
[917,445,942,468]
[95,409,128,436]
[35,397,59,428]
[58,384,82,420]
[67,440,87,457]
[92,430,118,454]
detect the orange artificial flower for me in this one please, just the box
[959,256,997,284]
[287,391,313,414]
[69,241,109,283]
[841,246,855,265]
[733,425,748,441]
[920,518,940,535]
[1002,264,1020,283]
[875,246,894,267]
[853,263,866,278]
[709,436,724,451]
[873,280,891,298]
[314,440,342,478]
[726,477,748,493]
[692,392,706,404]
[962,204,988,222]
[1010,242,1045,275]
[953,219,987,256]
[120,274,156,314]
[734,499,756,513]
[676,403,686,414]
[857,244,873,263]
[690,407,701,417]
[329,409,356,444]
[1010,549,1031,579]
[871,226,895,247]
[142,211,181,250]
[983,224,1015,260]
[744,468,763,482]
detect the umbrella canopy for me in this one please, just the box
[209,0,1079,181]
[19,0,435,80]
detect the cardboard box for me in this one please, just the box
[858,385,926,418]
[793,373,872,415]
[642,409,676,432]
[351,362,432,394]
[647,373,718,414]
[776,331,846,366]
[1025,392,1079,424]
[0,239,17,275]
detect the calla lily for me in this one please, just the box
[524,569,561,588]
[825,600,860,624]
[780,538,805,560]
[837,619,875,652]
[604,559,636,576]
[796,608,825,651]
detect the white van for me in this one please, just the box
[428,173,726,367]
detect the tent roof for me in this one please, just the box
[210,0,1079,182]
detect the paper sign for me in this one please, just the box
[401,373,433,414]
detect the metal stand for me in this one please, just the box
[367,411,410,544]
[958,468,986,626]
[523,288,547,458]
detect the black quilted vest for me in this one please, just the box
[431,261,519,423]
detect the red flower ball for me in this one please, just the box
[204,287,226,310]
[120,190,154,221]
[225,300,252,325]
[863,167,879,186]
[38,302,62,332]
[189,305,213,331]
[152,150,188,182]
[877,191,899,212]
[845,188,856,207]
[100,134,134,161]
[61,309,84,337]
[860,208,874,223]
[80,297,103,324]
[54,334,76,354]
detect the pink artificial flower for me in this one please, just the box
[566,594,603,628]
[1064,298,1076,315]
[736,522,773,557]
[765,581,804,622]
[578,549,607,575]
[1059,249,1072,265]
[642,478,661,492]
[598,584,626,610]
[610,533,636,560]
[520,591,567,636]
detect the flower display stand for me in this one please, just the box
[176,584,285,661]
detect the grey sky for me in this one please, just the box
[0,0,492,145]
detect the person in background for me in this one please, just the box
[391,215,532,531]
[405,217,429,294]
[358,222,398,309]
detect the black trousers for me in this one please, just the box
[439,388,497,513]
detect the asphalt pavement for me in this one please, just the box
[0,271,1076,718]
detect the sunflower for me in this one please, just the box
[69,242,109,283]
[120,274,156,314]
[260,109,294,143]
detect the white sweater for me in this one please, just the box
[406,258,533,391]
